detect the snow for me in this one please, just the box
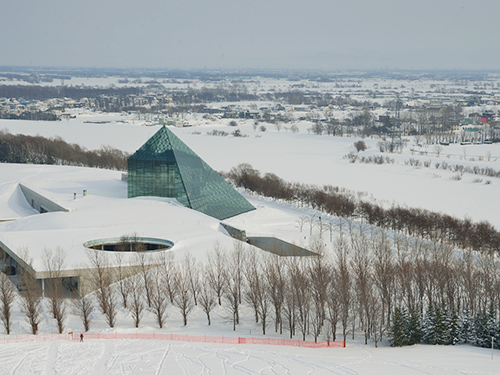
[0,163,248,272]
[1,114,499,228]
[0,337,498,374]
[0,161,312,273]
[1,112,500,373]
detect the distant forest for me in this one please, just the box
[0,131,129,170]
[0,86,140,101]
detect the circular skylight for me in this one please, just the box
[83,237,174,252]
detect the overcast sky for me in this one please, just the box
[1,0,498,71]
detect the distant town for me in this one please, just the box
[1,68,499,144]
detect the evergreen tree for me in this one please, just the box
[486,307,499,350]
[407,307,423,345]
[424,305,452,345]
[423,306,437,344]
[496,320,500,350]
[460,309,473,344]
[445,309,460,345]
[433,306,447,345]
[390,307,409,347]
[473,311,489,348]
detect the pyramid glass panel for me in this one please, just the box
[128,126,255,220]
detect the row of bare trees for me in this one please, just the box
[0,130,129,170]
[225,163,500,253]
[2,230,500,347]
[0,85,140,101]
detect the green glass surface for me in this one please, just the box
[128,126,255,220]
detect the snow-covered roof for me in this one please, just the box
[0,164,248,274]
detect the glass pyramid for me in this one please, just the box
[128,126,255,220]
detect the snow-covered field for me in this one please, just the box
[1,338,498,375]
[1,111,500,374]
[1,287,499,375]
[1,113,500,228]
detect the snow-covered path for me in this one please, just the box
[0,339,497,375]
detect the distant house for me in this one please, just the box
[223,111,237,119]
[378,115,391,126]
[402,124,417,136]
[482,111,495,120]
[242,110,260,119]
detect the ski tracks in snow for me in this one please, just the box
[2,339,493,374]
[42,341,58,375]
[162,343,350,375]
[154,344,171,375]
[6,343,46,375]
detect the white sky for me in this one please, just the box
[1,0,499,70]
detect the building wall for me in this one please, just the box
[19,184,68,214]
[127,159,187,205]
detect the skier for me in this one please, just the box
[80,333,84,342]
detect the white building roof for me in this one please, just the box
[0,164,247,274]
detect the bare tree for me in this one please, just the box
[310,303,324,343]
[410,240,430,315]
[244,251,270,335]
[86,249,117,328]
[477,251,497,313]
[206,242,227,305]
[42,247,67,333]
[127,276,144,328]
[113,252,132,309]
[434,144,443,157]
[198,270,217,326]
[333,238,351,341]
[234,241,246,305]
[354,140,367,152]
[173,267,194,326]
[296,215,308,233]
[372,232,395,334]
[369,291,383,348]
[264,254,286,334]
[159,252,177,304]
[311,122,324,135]
[244,251,261,324]
[183,253,201,306]
[433,243,457,310]
[0,256,15,334]
[351,231,390,347]
[71,282,94,332]
[307,215,316,235]
[394,236,417,312]
[460,249,480,316]
[135,246,153,308]
[308,238,330,326]
[18,249,42,335]
[282,273,296,339]
[289,257,311,341]
[317,218,328,240]
[223,242,246,330]
[325,269,340,341]
[149,260,169,328]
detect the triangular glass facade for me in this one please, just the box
[128,126,255,220]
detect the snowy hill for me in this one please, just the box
[1,113,500,374]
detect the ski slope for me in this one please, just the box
[0,338,498,375]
